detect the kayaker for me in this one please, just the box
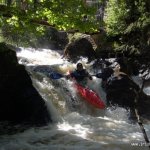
[66,63,92,86]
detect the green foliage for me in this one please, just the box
[0,0,103,46]
[40,0,98,32]
[105,0,150,36]
[0,0,100,34]
[104,0,150,58]
[104,0,129,36]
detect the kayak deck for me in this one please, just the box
[74,83,105,109]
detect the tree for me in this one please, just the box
[0,0,100,34]
[104,0,150,53]
[104,0,150,37]
[104,0,150,78]
[104,0,129,36]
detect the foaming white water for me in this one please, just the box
[32,78,62,123]
[17,47,65,66]
[1,47,149,150]
[0,112,148,150]
[143,87,150,95]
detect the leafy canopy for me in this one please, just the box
[0,0,101,34]
[104,0,129,36]
[104,0,150,36]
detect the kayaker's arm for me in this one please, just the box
[95,73,103,78]
[85,70,93,80]
[65,71,76,80]
[65,74,70,80]
[89,76,93,80]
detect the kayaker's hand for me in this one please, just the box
[96,73,102,78]
[89,76,92,80]
[65,75,70,80]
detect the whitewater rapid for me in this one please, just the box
[0,47,149,150]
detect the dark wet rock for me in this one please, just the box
[137,91,150,121]
[63,38,97,62]
[92,58,112,73]
[119,57,139,76]
[105,73,150,121]
[35,29,68,50]
[93,57,150,120]
[106,74,139,108]
[0,42,51,127]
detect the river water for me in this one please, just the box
[0,48,150,150]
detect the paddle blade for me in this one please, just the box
[49,72,64,79]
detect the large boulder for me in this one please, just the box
[0,42,51,126]
[105,73,150,120]
[106,74,138,108]
[63,38,97,62]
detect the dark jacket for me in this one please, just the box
[70,69,90,82]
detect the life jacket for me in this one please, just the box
[70,69,89,82]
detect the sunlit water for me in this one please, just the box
[0,48,150,150]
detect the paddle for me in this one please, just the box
[49,72,65,79]
[49,72,101,80]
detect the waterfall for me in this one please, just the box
[0,47,149,150]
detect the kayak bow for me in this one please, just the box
[74,83,105,109]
